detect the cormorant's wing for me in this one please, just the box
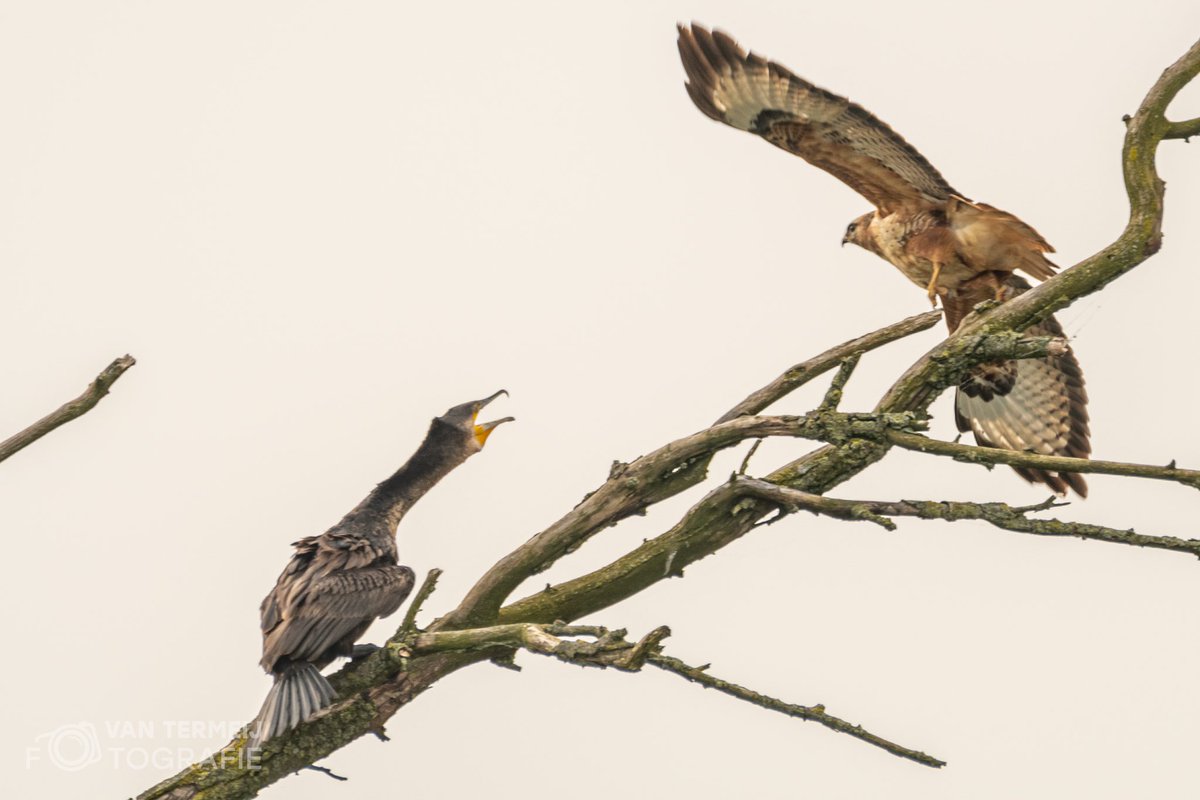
[262,562,416,668]
[677,24,957,215]
[260,531,415,670]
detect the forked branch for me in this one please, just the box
[411,621,945,767]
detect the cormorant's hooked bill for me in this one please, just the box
[467,389,514,447]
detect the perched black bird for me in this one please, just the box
[250,392,513,747]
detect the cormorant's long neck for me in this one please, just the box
[342,425,469,534]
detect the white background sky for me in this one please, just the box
[4,2,1200,798]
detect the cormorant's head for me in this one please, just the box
[841,213,874,250]
[437,390,514,451]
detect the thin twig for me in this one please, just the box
[302,764,348,782]
[647,654,945,769]
[738,439,763,475]
[398,568,443,636]
[0,355,136,464]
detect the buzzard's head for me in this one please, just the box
[841,213,875,251]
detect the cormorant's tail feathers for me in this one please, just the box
[248,663,336,748]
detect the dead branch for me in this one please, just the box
[134,35,1200,800]
[734,477,1200,558]
[648,653,946,768]
[885,430,1200,490]
[0,355,135,464]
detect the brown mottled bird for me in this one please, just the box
[677,23,1090,496]
[250,392,513,747]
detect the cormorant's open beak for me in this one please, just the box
[472,390,514,447]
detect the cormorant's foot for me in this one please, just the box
[350,643,381,660]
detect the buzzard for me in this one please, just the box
[677,23,1090,496]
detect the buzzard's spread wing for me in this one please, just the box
[677,24,958,214]
[949,275,1091,496]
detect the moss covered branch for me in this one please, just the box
[439,310,943,631]
[1165,115,1200,140]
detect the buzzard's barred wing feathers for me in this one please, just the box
[951,276,1091,497]
[678,23,958,214]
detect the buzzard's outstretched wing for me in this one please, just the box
[950,276,1091,497]
[677,23,958,214]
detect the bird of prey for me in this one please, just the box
[250,392,513,747]
[677,23,1090,496]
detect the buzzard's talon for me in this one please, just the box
[926,261,943,306]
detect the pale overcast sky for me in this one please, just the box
[4,2,1200,799]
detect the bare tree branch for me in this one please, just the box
[0,355,135,464]
[1165,116,1200,140]
[885,430,1200,490]
[133,36,1200,800]
[734,477,1200,558]
[439,312,947,631]
[410,621,670,671]
[413,621,946,767]
[648,654,947,769]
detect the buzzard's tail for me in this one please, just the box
[248,663,336,748]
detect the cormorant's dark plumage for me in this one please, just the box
[249,392,512,747]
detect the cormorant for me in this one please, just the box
[249,391,513,747]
